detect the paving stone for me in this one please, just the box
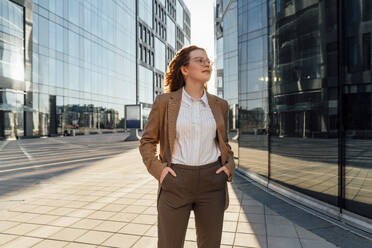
[234,232,267,247]
[118,223,152,235]
[300,239,339,248]
[0,143,368,248]
[131,236,157,247]
[0,236,42,248]
[237,221,266,235]
[51,216,81,227]
[131,214,157,225]
[267,236,302,248]
[75,230,113,245]
[102,233,140,247]
[0,234,17,246]
[3,223,41,235]
[31,239,68,248]
[87,210,115,220]
[27,214,59,225]
[70,218,102,229]
[27,225,63,238]
[63,243,96,248]
[93,220,127,232]
[0,221,19,233]
[267,223,298,238]
[221,231,235,245]
[50,227,88,241]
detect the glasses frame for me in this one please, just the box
[188,57,215,67]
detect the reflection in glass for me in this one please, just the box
[167,16,176,49]
[176,0,184,27]
[23,0,137,137]
[270,1,338,206]
[237,0,268,178]
[0,89,25,139]
[0,0,24,81]
[138,0,153,27]
[138,65,154,104]
[220,0,372,222]
[344,0,372,219]
[155,37,166,73]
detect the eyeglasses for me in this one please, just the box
[189,57,214,67]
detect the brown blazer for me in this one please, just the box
[139,87,235,209]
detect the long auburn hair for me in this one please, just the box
[164,45,208,93]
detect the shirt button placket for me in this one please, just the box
[191,100,197,164]
[195,101,201,164]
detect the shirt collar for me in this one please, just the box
[182,87,208,106]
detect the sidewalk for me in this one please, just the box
[0,148,370,248]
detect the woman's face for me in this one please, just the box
[182,49,212,84]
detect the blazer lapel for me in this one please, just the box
[167,88,182,156]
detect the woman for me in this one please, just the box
[139,45,235,248]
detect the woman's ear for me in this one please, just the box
[180,65,188,77]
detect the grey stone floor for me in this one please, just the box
[0,135,370,247]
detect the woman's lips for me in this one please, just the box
[202,70,210,73]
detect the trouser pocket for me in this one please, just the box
[201,164,227,192]
[160,165,190,209]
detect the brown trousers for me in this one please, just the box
[157,159,227,248]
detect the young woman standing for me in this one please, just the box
[139,45,235,248]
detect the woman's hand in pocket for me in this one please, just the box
[216,165,230,178]
[160,167,177,184]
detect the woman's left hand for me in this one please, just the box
[216,165,231,178]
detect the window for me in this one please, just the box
[363,0,372,21]
[144,47,147,62]
[346,36,360,72]
[139,44,143,60]
[363,33,371,70]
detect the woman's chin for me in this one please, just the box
[199,75,211,82]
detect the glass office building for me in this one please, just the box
[0,0,190,139]
[216,0,372,232]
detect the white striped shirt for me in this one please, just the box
[171,87,221,165]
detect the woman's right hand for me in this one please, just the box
[160,167,177,184]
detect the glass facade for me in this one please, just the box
[31,0,136,136]
[222,0,238,105]
[167,15,176,49]
[176,0,183,27]
[215,1,224,98]
[138,65,153,104]
[0,0,24,81]
[154,37,166,73]
[139,0,153,28]
[0,0,25,139]
[0,0,190,139]
[269,0,340,207]
[343,0,372,220]
[217,0,372,229]
[238,0,269,179]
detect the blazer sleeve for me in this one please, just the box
[139,95,167,181]
[223,101,236,182]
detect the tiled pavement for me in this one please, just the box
[0,147,371,247]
